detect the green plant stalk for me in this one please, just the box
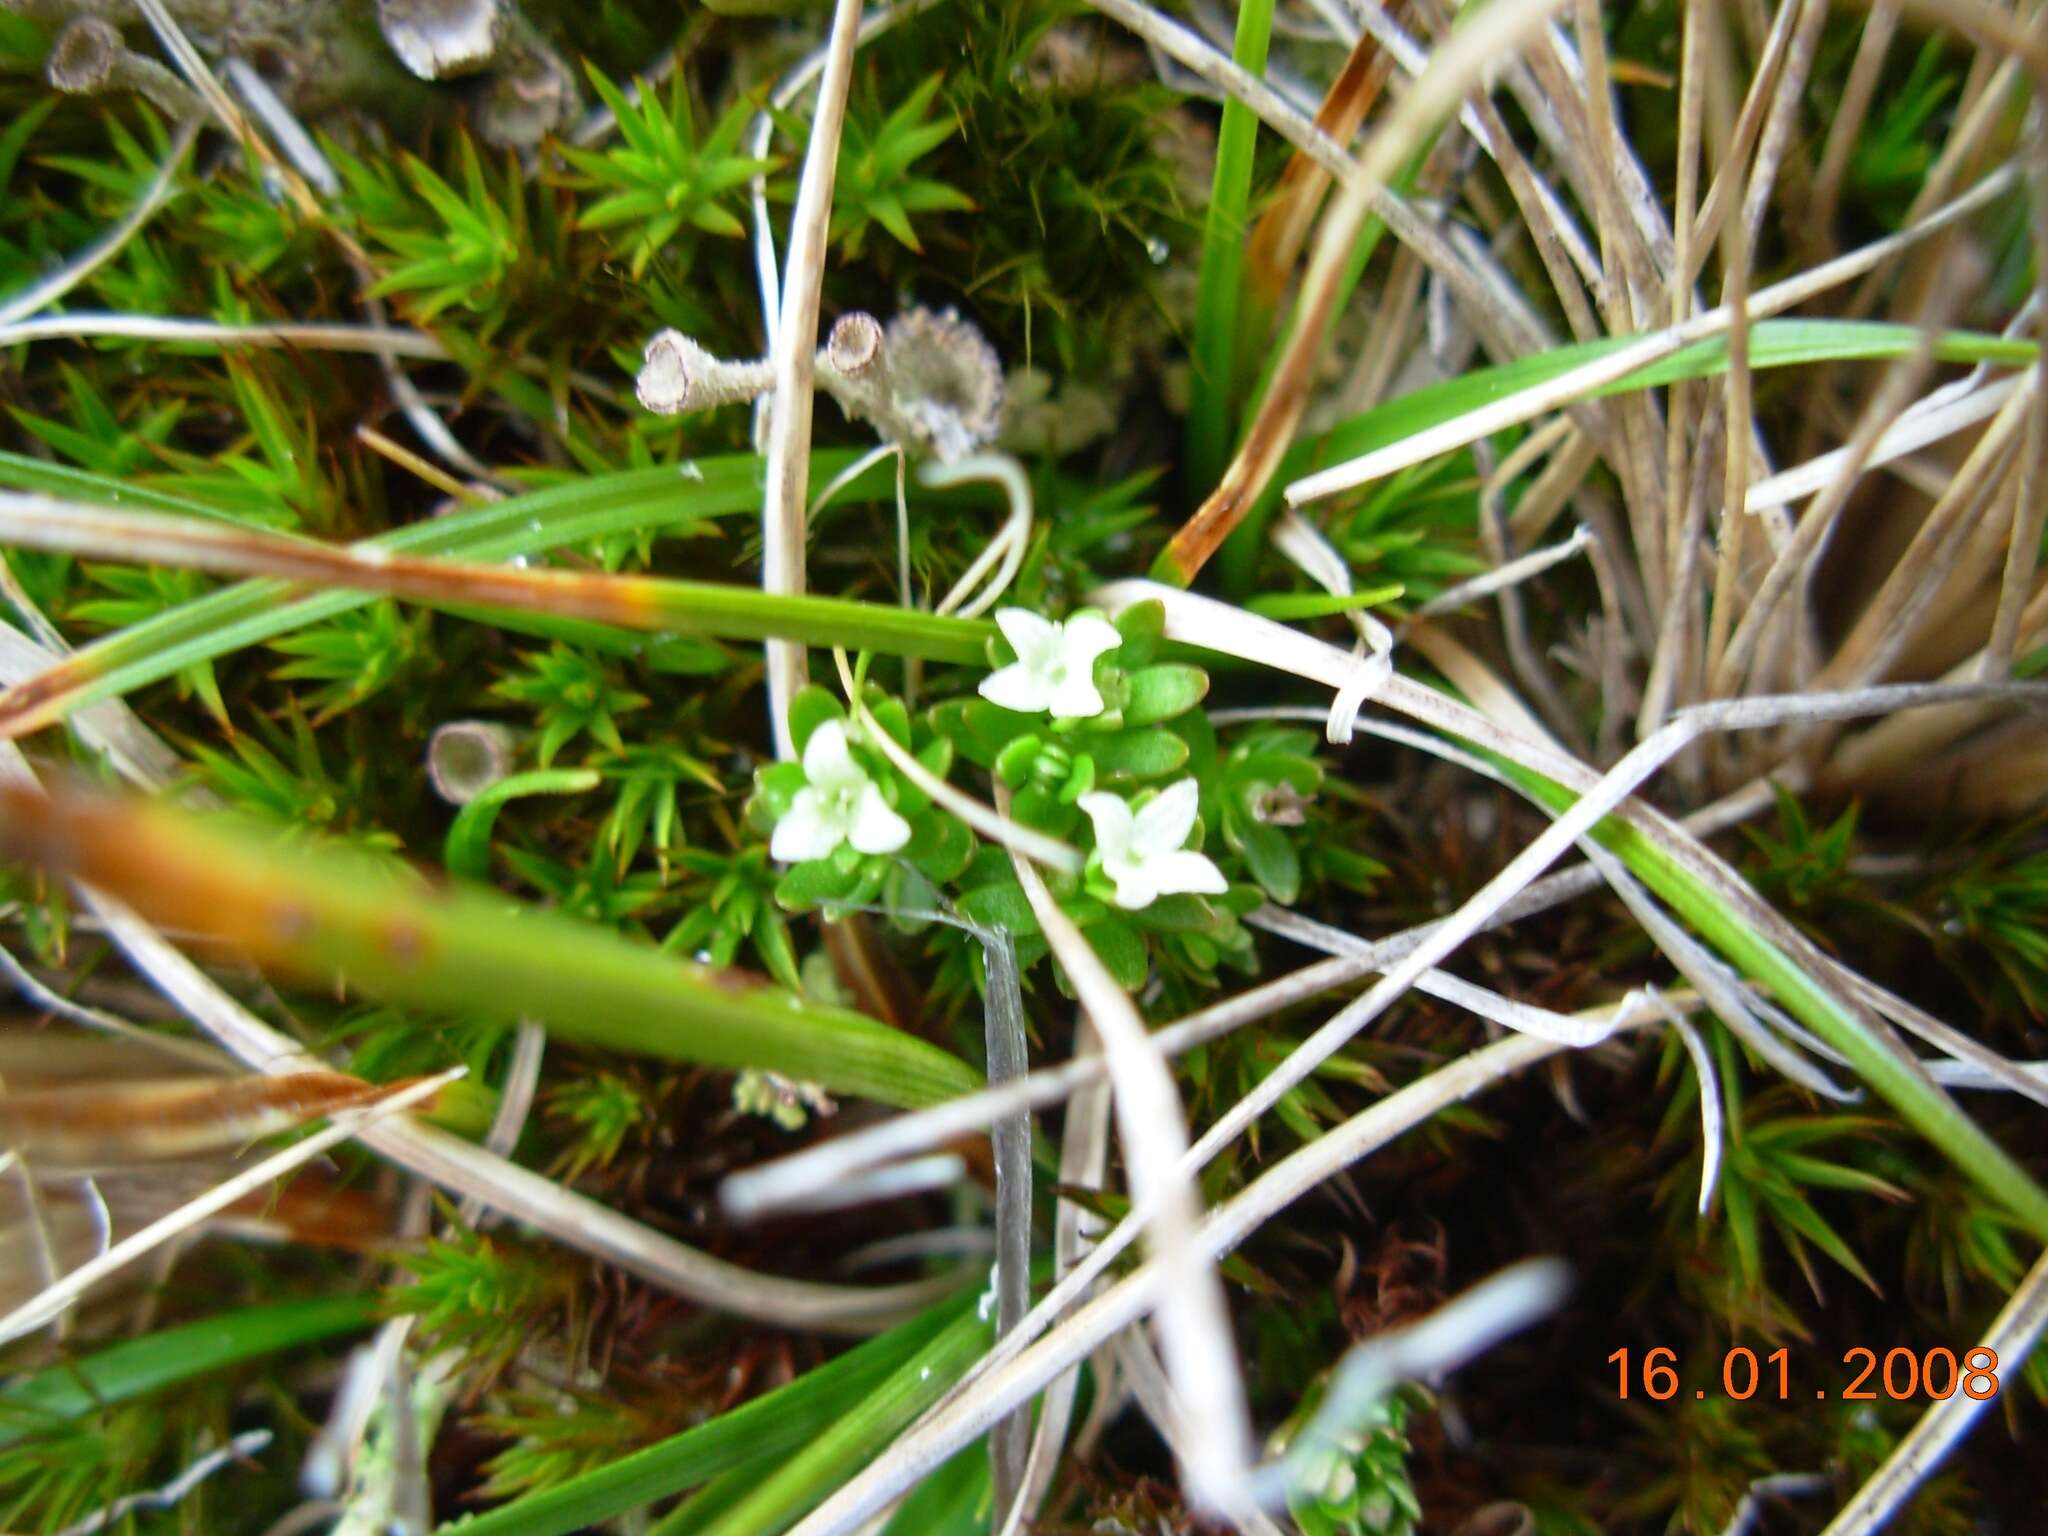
[1186,0,1275,499]
[1490,754,2048,1241]
[0,1294,378,1450]
[1214,153,1417,596]
[444,768,602,879]
[1214,318,2039,591]
[438,1297,965,1536]
[2,790,983,1110]
[655,1302,993,1536]
[0,449,982,735]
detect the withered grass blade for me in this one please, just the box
[0,1070,405,1169]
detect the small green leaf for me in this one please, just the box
[904,813,973,885]
[1246,585,1406,621]
[787,686,845,754]
[1088,727,1191,780]
[1112,598,1166,665]
[1121,664,1210,726]
[1084,914,1148,989]
[774,856,862,910]
[957,880,1039,937]
[995,733,1045,788]
[1228,815,1301,905]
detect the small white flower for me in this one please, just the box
[978,607,1122,718]
[1078,778,1229,911]
[770,720,911,862]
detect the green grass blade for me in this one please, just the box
[0,450,236,521]
[438,1297,964,1536]
[0,1294,378,1451]
[0,449,935,735]
[655,1300,992,1536]
[1186,0,1274,498]
[1486,751,2048,1242]
[444,768,602,879]
[1214,149,1421,595]
[1219,318,2038,586]
[2,789,983,1109]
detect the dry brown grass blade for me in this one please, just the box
[0,1068,457,1345]
[0,1070,410,1168]
[1147,0,1569,585]
[760,0,865,758]
[1241,24,1393,310]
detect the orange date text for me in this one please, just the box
[1606,1345,2002,1402]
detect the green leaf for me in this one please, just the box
[0,1296,377,1452]
[957,880,1040,937]
[11,793,981,1110]
[995,733,1045,788]
[1088,727,1191,780]
[1484,741,2048,1243]
[444,769,601,880]
[782,688,847,761]
[662,1302,992,1536]
[1122,664,1210,726]
[775,856,864,910]
[438,1296,970,1536]
[0,452,997,739]
[1186,0,1274,497]
[1246,585,1406,621]
[903,812,973,885]
[1229,815,1301,905]
[1207,318,2039,592]
[1113,598,1166,665]
[1084,913,1149,989]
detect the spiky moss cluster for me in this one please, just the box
[1,4,2046,1535]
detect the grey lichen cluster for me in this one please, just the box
[5,0,578,144]
[638,306,1007,465]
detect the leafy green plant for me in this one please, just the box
[389,1227,577,1385]
[1265,1381,1424,1536]
[68,562,226,721]
[560,64,770,279]
[347,135,526,326]
[545,1069,656,1182]
[1930,815,2048,1018]
[492,643,650,766]
[827,75,974,258]
[270,599,430,722]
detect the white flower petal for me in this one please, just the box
[1078,791,1136,862]
[978,660,1055,714]
[771,788,847,862]
[1142,848,1229,899]
[801,719,863,794]
[849,781,911,854]
[1109,864,1163,910]
[1047,671,1107,719]
[1060,613,1123,669]
[994,607,1059,667]
[1132,779,1201,858]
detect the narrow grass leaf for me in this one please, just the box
[1186,0,1274,498]
[438,1296,966,1536]
[657,1302,993,1536]
[0,786,982,1110]
[0,450,967,739]
[0,1294,377,1451]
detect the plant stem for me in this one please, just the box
[1187,0,1275,500]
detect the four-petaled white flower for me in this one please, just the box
[1078,779,1229,911]
[771,720,911,862]
[978,607,1122,719]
